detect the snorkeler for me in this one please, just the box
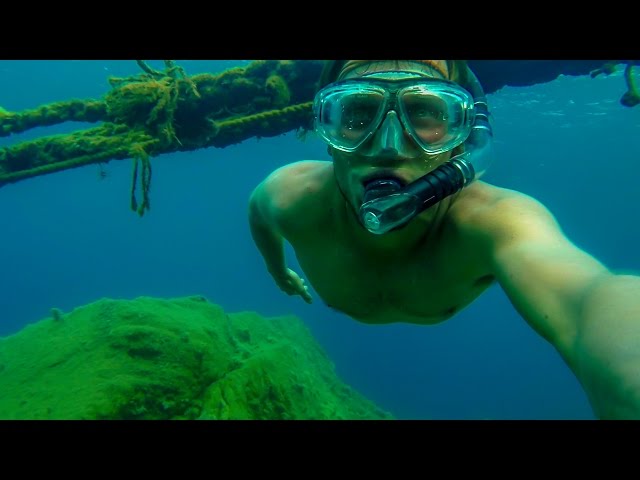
[248,60,640,419]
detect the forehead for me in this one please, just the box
[339,60,449,81]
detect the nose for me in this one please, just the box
[364,110,418,160]
[377,110,405,154]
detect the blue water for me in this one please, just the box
[1,60,638,419]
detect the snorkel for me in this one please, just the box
[359,67,495,235]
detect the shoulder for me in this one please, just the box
[253,160,333,215]
[256,160,332,202]
[451,181,558,228]
[448,181,564,251]
[250,160,334,234]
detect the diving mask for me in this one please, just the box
[313,74,476,157]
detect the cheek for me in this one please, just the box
[331,151,356,173]
[416,124,447,144]
[334,163,357,190]
[331,156,362,197]
[418,151,451,170]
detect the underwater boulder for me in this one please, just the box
[0,296,392,420]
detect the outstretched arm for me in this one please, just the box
[248,166,313,304]
[248,180,288,279]
[488,192,640,419]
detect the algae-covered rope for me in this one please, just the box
[621,62,639,107]
[0,60,322,215]
[591,61,639,107]
[0,123,157,184]
[0,100,107,137]
[130,145,153,215]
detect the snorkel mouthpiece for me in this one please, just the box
[359,160,474,234]
[361,179,417,233]
[361,192,421,234]
[362,179,403,203]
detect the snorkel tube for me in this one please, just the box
[359,67,495,235]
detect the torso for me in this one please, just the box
[279,161,500,325]
[294,236,494,325]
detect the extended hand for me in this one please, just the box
[272,268,313,304]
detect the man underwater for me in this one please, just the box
[248,60,640,419]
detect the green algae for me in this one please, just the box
[0,295,392,420]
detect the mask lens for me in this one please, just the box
[402,92,449,146]
[339,93,384,143]
[315,87,386,151]
[399,86,473,154]
[314,79,474,155]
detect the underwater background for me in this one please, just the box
[0,60,638,420]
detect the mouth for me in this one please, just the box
[359,173,407,205]
[361,171,407,189]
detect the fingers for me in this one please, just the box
[299,284,313,304]
[282,287,312,303]
[299,277,313,304]
[274,269,313,304]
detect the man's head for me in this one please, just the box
[317,60,470,88]
[313,60,475,214]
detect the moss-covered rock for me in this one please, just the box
[0,296,392,420]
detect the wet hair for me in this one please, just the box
[316,60,471,92]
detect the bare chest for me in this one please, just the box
[293,237,493,325]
